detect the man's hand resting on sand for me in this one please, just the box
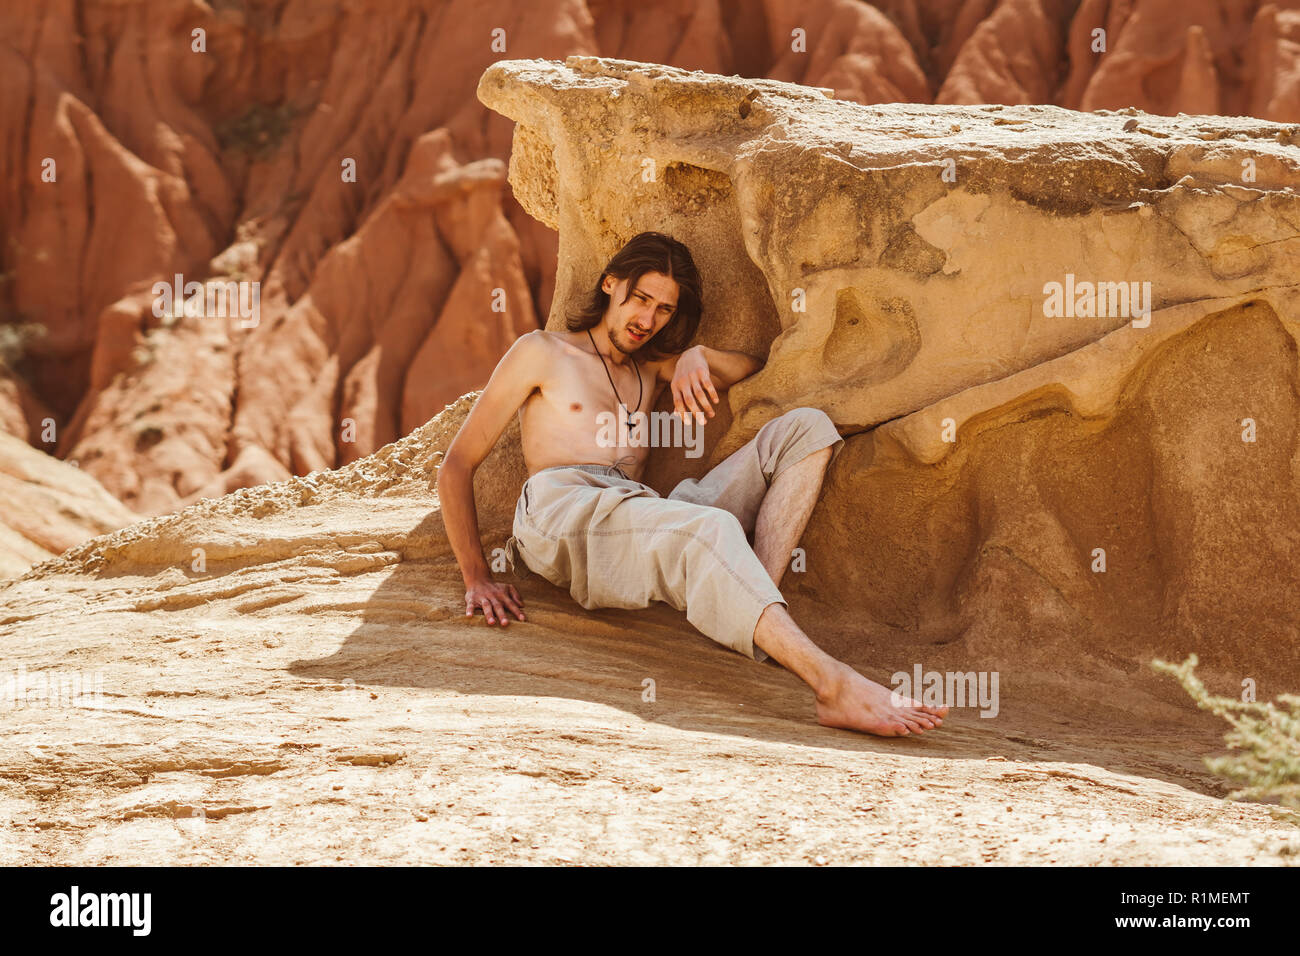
[464,578,526,627]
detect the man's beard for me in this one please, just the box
[613,326,646,354]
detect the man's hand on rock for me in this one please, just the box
[464,578,525,626]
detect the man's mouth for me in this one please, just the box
[627,327,648,343]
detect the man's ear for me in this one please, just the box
[601,274,618,295]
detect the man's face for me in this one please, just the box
[602,271,679,354]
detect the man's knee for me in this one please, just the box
[776,406,835,437]
[762,406,840,470]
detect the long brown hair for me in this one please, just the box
[566,232,703,360]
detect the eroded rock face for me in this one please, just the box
[6,0,1300,520]
[6,16,1300,863]
[13,54,1298,686]
[479,56,1300,684]
[0,0,563,516]
[0,433,138,578]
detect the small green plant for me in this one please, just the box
[0,320,47,369]
[1153,653,1300,826]
[216,103,300,160]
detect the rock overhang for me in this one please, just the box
[479,55,1300,461]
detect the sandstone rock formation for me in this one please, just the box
[481,56,1300,689]
[1,0,562,516]
[0,432,138,578]
[3,56,1299,864]
[6,0,1300,520]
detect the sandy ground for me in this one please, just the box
[2,510,1295,865]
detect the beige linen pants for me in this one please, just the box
[502,407,844,662]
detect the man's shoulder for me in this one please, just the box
[506,328,562,363]
[500,330,580,387]
[518,328,576,353]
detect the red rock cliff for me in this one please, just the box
[3,0,1299,517]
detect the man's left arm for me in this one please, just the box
[659,344,763,422]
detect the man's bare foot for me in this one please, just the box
[814,663,950,737]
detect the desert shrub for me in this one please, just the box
[1153,654,1300,827]
[0,320,47,369]
[216,103,300,159]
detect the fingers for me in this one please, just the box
[689,378,714,420]
[675,376,716,423]
[675,381,701,422]
[701,373,719,406]
[501,590,526,622]
[465,593,501,626]
[466,587,526,626]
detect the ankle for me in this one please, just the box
[812,659,851,703]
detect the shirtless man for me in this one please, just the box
[438,232,947,737]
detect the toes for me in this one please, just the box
[899,707,937,729]
[904,703,949,723]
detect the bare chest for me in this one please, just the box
[546,351,657,422]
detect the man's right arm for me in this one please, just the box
[436,330,548,626]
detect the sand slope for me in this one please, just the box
[1,398,1295,865]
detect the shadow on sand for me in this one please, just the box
[288,510,1230,798]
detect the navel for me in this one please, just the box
[570,402,583,412]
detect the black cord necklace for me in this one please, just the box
[587,328,642,429]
